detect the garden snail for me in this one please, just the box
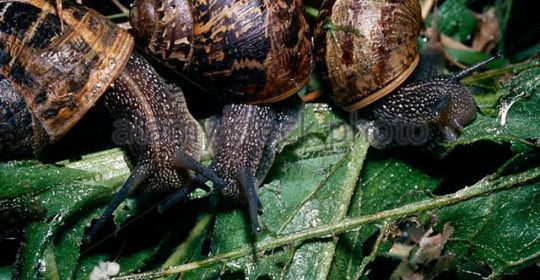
[0,0,224,242]
[129,0,312,231]
[315,0,498,150]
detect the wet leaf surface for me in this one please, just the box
[1,1,540,279]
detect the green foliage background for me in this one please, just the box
[1,0,540,279]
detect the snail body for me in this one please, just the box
[315,0,497,150]
[130,0,312,231]
[0,0,223,241]
[201,99,302,230]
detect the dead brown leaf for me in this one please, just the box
[472,8,500,52]
[390,223,454,280]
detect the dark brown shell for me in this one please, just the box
[130,0,312,104]
[0,0,133,141]
[315,0,421,111]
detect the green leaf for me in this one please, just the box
[0,161,90,198]
[111,161,540,280]
[328,155,442,279]
[11,150,129,279]
[445,49,495,67]
[451,67,540,151]
[54,209,103,280]
[18,182,117,279]
[438,181,540,278]
[182,105,369,279]
[0,196,46,225]
[0,267,11,280]
[495,0,512,54]
[436,0,478,42]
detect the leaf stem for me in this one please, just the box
[495,250,540,279]
[354,222,389,280]
[107,12,129,20]
[111,166,540,279]
[159,212,213,277]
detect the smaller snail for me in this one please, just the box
[130,0,312,231]
[315,0,498,151]
[0,0,224,242]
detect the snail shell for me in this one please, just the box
[0,0,133,142]
[315,0,422,110]
[129,0,313,104]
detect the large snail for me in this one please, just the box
[0,0,224,241]
[315,0,497,151]
[129,0,313,231]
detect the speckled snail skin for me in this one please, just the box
[130,0,313,231]
[0,0,224,242]
[315,0,498,150]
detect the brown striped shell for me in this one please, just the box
[129,0,312,104]
[0,0,133,142]
[315,0,422,111]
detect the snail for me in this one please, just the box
[129,0,313,231]
[0,0,224,242]
[314,0,498,151]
